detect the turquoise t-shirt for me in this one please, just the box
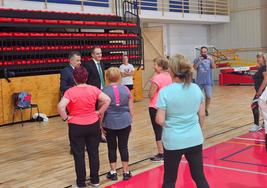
[156,83,204,150]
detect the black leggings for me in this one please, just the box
[104,126,131,163]
[162,145,209,188]
[69,121,101,187]
[149,107,162,141]
[251,95,260,125]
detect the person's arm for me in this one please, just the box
[193,57,201,70]
[198,101,205,128]
[97,92,111,117]
[156,108,166,126]
[57,97,71,121]
[257,71,267,97]
[60,70,72,94]
[148,82,158,99]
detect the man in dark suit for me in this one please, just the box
[82,46,107,143]
[60,51,81,154]
[82,46,105,89]
[60,51,81,95]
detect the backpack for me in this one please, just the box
[16,92,31,108]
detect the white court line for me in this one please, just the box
[181,161,267,176]
[234,137,265,142]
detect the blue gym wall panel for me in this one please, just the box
[23,0,109,8]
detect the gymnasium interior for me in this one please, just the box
[0,0,266,188]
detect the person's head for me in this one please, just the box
[256,52,266,67]
[73,66,88,85]
[91,46,102,61]
[169,54,193,86]
[153,57,169,73]
[200,46,208,59]
[106,67,121,84]
[69,51,81,68]
[122,54,129,65]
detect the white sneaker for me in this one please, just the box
[90,183,100,187]
[249,124,262,132]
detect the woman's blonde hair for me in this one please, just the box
[106,67,121,83]
[169,54,193,86]
[153,57,169,70]
[256,52,267,64]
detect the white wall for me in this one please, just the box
[208,0,267,60]
[164,23,208,62]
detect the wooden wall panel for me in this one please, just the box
[0,79,4,125]
[0,74,61,125]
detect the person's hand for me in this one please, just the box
[256,90,262,97]
[96,111,102,119]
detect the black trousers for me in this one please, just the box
[162,145,209,188]
[104,126,131,163]
[149,107,162,141]
[252,94,260,125]
[69,121,101,187]
[125,84,133,91]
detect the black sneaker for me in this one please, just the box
[150,154,164,162]
[205,109,209,116]
[123,171,132,180]
[106,171,118,181]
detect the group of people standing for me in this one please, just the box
[58,47,134,187]
[57,45,219,188]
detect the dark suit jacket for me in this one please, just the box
[60,65,75,95]
[82,60,105,89]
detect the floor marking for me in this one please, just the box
[234,137,265,142]
[181,161,267,176]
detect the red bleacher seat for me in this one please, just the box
[29,19,44,24]
[127,23,137,27]
[0,17,12,22]
[30,33,45,37]
[95,21,107,26]
[97,33,107,37]
[58,20,72,24]
[85,33,97,37]
[59,33,72,37]
[13,18,29,23]
[13,33,29,37]
[84,21,96,25]
[44,19,58,24]
[45,33,59,37]
[0,32,12,37]
[108,33,119,37]
[72,33,85,37]
[72,21,84,25]
[118,22,128,26]
[107,22,118,26]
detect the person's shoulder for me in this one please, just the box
[61,65,71,73]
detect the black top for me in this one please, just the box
[60,65,75,95]
[253,65,266,91]
[81,60,105,89]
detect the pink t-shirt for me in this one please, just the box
[149,72,172,108]
[64,85,101,125]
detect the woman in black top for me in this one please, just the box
[250,52,267,132]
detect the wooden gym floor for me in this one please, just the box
[0,85,258,188]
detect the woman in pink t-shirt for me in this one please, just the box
[148,57,172,162]
[58,66,110,188]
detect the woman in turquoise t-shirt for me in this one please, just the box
[156,54,209,188]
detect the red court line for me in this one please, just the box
[106,131,267,188]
